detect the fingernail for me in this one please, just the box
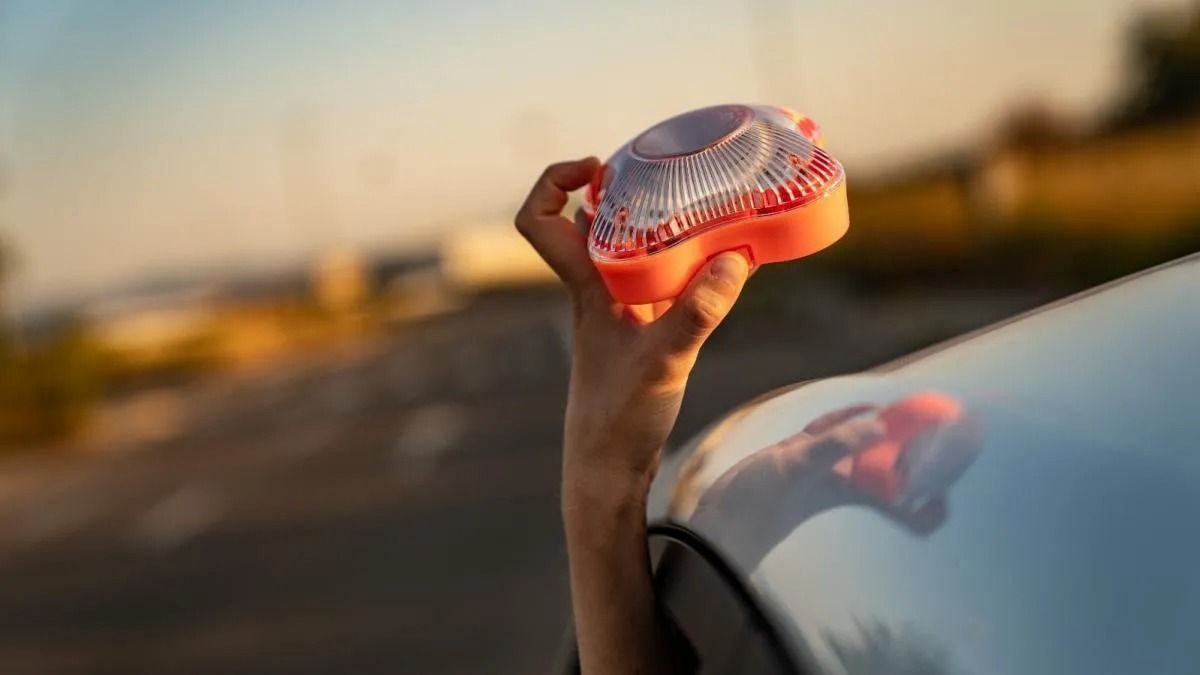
[711,252,748,284]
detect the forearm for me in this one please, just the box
[563,469,681,674]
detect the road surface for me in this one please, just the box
[0,286,1049,674]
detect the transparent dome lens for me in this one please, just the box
[630,105,752,159]
[585,104,843,261]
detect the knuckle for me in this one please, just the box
[539,162,564,184]
[513,207,538,240]
[681,292,724,337]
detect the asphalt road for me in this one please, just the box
[0,286,1050,674]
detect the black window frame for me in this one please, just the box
[560,522,804,674]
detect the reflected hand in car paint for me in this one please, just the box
[688,392,982,571]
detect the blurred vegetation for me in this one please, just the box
[816,213,1200,292]
[0,234,106,448]
[0,232,103,447]
[0,324,105,449]
[98,327,223,394]
[1109,1,1200,130]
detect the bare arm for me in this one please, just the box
[515,158,749,673]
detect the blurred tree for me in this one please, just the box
[995,101,1078,150]
[1109,1,1200,129]
[0,234,105,449]
[0,231,13,340]
[0,234,11,317]
[0,321,105,449]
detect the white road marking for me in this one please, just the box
[391,403,469,486]
[132,483,223,551]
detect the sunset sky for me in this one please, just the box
[0,0,1184,308]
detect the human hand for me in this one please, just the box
[518,156,752,674]
[515,157,751,509]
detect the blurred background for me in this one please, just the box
[0,0,1198,673]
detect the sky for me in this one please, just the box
[0,0,1185,309]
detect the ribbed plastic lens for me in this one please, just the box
[585,104,844,261]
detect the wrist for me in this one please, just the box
[562,460,652,538]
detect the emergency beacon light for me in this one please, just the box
[583,104,848,304]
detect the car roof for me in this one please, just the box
[649,252,1200,675]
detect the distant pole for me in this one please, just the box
[0,233,22,350]
[0,235,8,329]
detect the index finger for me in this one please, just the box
[522,158,598,217]
[514,157,602,292]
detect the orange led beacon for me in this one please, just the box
[583,104,849,304]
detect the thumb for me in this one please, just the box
[653,251,750,355]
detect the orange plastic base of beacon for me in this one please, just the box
[594,181,849,305]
